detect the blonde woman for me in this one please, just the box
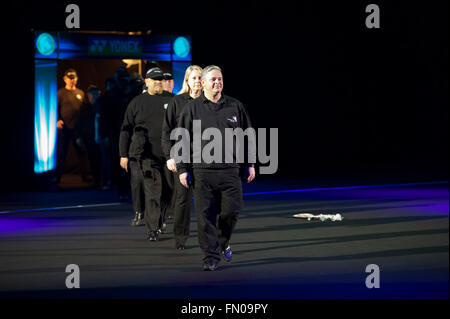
[161,65,202,249]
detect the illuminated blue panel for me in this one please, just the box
[143,40,171,53]
[172,36,192,61]
[54,32,192,60]
[140,52,172,61]
[173,37,190,57]
[34,60,57,173]
[36,33,56,55]
[58,32,89,59]
[172,62,191,94]
[35,31,58,59]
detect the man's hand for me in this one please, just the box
[120,157,129,172]
[246,166,256,183]
[179,172,191,188]
[166,159,177,172]
[57,120,64,130]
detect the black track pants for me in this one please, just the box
[173,173,193,247]
[192,168,242,261]
[129,159,172,233]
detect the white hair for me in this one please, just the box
[201,65,222,79]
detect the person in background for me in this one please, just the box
[111,67,132,201]
[94,77,116,190]
[129,72,145,98]
[76,84,101,186]
[162,72,175,95]
[159,71,176,218]
[55,68,85,184]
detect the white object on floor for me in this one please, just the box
[318,213,343,221]
[293,213,343,221]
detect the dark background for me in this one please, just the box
[1,0,448,191]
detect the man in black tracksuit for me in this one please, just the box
[119,67,173,241]
[176,65,256,271]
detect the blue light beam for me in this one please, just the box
[34,61,58,173]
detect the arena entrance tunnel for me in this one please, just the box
[33,30,192,179]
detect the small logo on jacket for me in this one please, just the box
[227,116,237,123]
[163,103,168,109]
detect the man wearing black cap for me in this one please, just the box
[55,68,86,183]
[160,71,176,220]
[119,67,174,241]
[162,72,175,95]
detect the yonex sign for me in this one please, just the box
[88,36,142,56]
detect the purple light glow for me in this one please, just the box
[0,218,46,233]
[243,181,448,197]
[422,203,449,215]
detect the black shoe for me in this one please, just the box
[131,212,144,226]
[157,223,167,234]
[221,245,232,262]
[202,259,219,271]
[147,231,159,241]
[176,244,185,250]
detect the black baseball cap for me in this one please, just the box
[145,67,164,80]
[64,68,77,79]
[163,72,173,80]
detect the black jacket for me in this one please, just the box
[94,91,117,138]
[176,92,255,174]
[119,92,172,161]
[161,93,194,160]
